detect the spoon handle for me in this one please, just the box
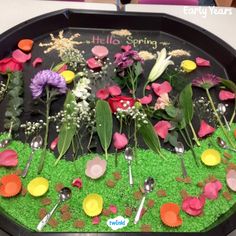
[129,164,133,186]
[21,151,34,178]
[223,115,231,131]
[180,157,188,178]
[134,196,146,224]
[229,147,236,153]
[37,200,61,231]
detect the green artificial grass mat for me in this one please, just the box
[0,125,236,233]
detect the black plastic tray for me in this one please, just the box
[0,9,236,236]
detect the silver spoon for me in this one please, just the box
[21,135,43,178]
[124,147,134,187]
[37,187,72,231]
[217,137,236,152]
[134,177,154,224]
[175,142,188,178]
[0,122,13,148]
[218,103,231,131]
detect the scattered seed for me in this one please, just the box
[224,152,232,159]
[106,179,116,188]
[134,191,143,200]
[223,191,232,201]
[222,158,229,164]
[183,177,192,184]
[197,182,204,188]
[41,197,52,206]
[180,189,189,199]
[176,177,184,182]
[74,220,85,228]
[60,204,70,214]
[13,169,22,176]
[147,199,155,208]
[141,224,152,232]
[125,207,132,217]
[55,182,64,192]
[38,208,47,219]
[113,171,121,180]
[21,187,27,196]
[102,209,111,216]
[61,212,72,222]
[157,189,167,197]
[48,218,58,228]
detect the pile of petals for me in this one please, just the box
[182,195,205,216]
[203,180,222,200]
[96,85,121,100]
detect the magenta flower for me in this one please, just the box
[114,45,143,70]
[113,132,128,150]
[30,69,67,99]
[182,195,205,216]
[192,73,221,90]
[203,180,222,200]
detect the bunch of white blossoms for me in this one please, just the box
[73,77,91,100]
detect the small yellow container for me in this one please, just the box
[83,193,103,217]
[181,60,197,73]
[201,149,221,166]
[27,177,49,197]
[60,70,75,84]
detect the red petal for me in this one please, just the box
[113,132,128,150]
[152,81,172,96]
[145,85,151,90]
[195,57,210,67]
[0,150,18,167]
[50,136,59,150]
[139,94,152,105]
[72,178,83,189]
[219,90,235,101]
[108,85,121,96]
[109,205,118,214]
[92,216,100,225]
[96,88,109,100]
[32,57,43,67]
[197,120,215,138]
[154,120,171,139]
[87,58,102,69]
[12,49,31,63]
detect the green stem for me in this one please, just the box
[189,122,201,146]
[38,87,51,174]
[184,127,199,167]
[0,73,11,103]
[134,119,138,160]
[128,68,136,99]
[179,129,191,147]
[229,98,236,126]
[119,118,123,133]
[143,81,149,97]
[105,148,108,160]
[206,89,235,148]
[115,149,118,167]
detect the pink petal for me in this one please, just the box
[87,58,102,69]
[139,94,152,105]
[203,182,219,200]
[154,120,171,139]
[32,57,43,67]
[146,85,151,90]
[57,64,68,74]
[189,198,204,210]
[109,205,117,214]
[121,45,132,52]
[152,81,172,96]
[196,57,210,67]
[219,90,235,101]
[197,120,215,138]
[72,178,83,189]
[0,150,18,167]
[213,180,222,191]
[96,88,109,100]
[108,85,121,96]
[91,46,109,59]
[182,197,204,216]
[154,93,170,110]
[50,136,59,150]
[113,132,128,150]
[12,49,31,63]
[92,216,100,225]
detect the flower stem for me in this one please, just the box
[229,98,236,126]
[115,149,118,167]
[189,122,201,146]
[143,81,149,97]
[38,87,51,174]
[206,89,235,148]
[134,119,138,160]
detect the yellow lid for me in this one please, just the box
[60,70,75,84]
[201,149,221,166]
[83,193,103,217]
[181,60,197,73]
[27,177,49,197]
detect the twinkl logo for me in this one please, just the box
[107,216,129,230]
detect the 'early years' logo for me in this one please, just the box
[107,216,129,230]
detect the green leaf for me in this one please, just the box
[165,105,178,118]
[55,92,77,165]
[221,79,236,93]
[138,120,164,158]
[134,62,143,77]
[95,100,113,159]
[164,131,178,147]
[179,84,193,125]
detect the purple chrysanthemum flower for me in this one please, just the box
[192,73,221,90]
[114,45,143,70]
[30,69,67,99]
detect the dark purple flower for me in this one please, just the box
[192,73,221,90]
[114,45,143,70]
[30,69,67,99]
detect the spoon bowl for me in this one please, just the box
[175,142,188,178]
[0,139,11,148]
[22,135,43,178]
[217,137,236,153]
[124,147,134,187]
[217,103,231,131]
